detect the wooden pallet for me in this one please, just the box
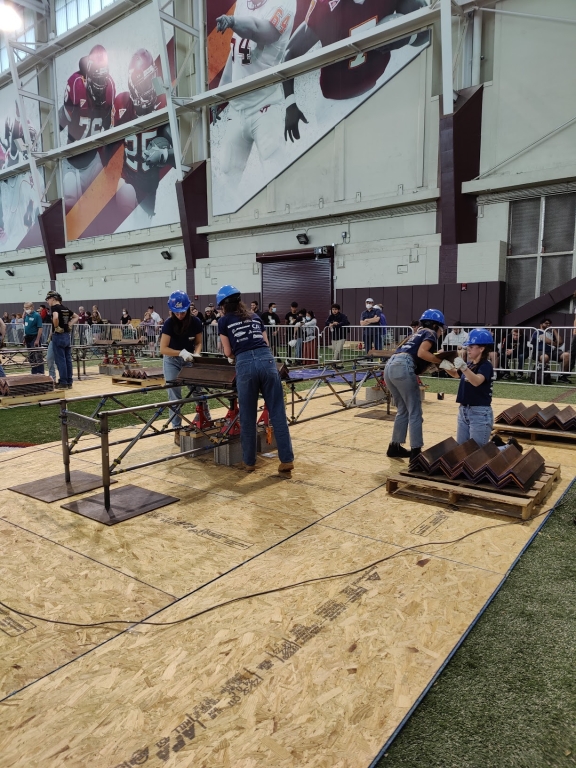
[493,423,576,444]
[386,462,561,520]
[0,388,65,406]
[111,375,164,387]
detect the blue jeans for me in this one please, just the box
[163,355,209,428]
[25,336,45,374]
[384,353,423,448]
[0,364,5,377]
[236,346,294,467]
[457,405,493,446]
[46,340,56,379]
[51,332,72,385]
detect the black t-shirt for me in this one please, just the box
[121,314,131,325]
[261,311,281,327]
[456,360,494,406]
[285,311,299,325]
[50,303,72,333]
[161,315,203,352]
[218,312,268,356]
[395,329,438,375]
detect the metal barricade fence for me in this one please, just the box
[4,323,25,345]
[264,323,321,364]
[320,324,413,364]
[203,323,220,354]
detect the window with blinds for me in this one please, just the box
[506,193,576,313]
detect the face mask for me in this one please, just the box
[123,312,127,316]
[271,308,276,313]
[25,309,32,314]
[366,304,373,309]
[306,316,311,321]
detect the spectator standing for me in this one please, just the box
[191,305,205,323]
[0,317,6,376]
[285,302,299,325]
[250,300,261,317]
[45,291,78,388]
[324,304,350,365]
[360,298,382,358]
[91,305,103,323]
[10,313,17,323]
[203,307,218,353]
[2,311,8,324]
[77,306,88,324]
[374,302,387,350]
[23,302,44,374]
[261,302,281,356]
[38,304,49,322]
[148,305,162,324]
[121,308,132,325]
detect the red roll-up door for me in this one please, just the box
[261,257,332,324]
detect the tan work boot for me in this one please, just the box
[174,429,181,446]
[278,461,294,473]
[243,463,256,472]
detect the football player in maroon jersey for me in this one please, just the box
[282,0,427,141]
[58,44,116,211]
[0,102,38,169]
[112,48,174,221]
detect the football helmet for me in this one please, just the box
[86,45,109,106]
[128,49,158,115]
[247,0,268,9]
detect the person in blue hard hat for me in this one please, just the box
[384,309,445,460]
[217,284,294,474]
[160,290,205,446]
[443,327,499,446]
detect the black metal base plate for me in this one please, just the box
[61,484,179,525]
[355,410,395,421]
[8,470,117,502]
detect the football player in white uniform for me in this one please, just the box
[215,0,296,189]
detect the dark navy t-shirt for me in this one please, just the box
[456,360,493,406]
[218,312,268,356]
[395,329,437,374]
[161,315,203,352]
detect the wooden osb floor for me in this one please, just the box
[0,383,574,767]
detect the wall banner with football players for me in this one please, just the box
[54,3,179,239]
[208,0,430,216]
[0,80,43,252]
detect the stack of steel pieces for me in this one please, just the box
[496,403,576,430]
[122,367,164,380]
[1,374,55,398]
[409,437,545,491]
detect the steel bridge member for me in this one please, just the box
[217,284,294,474]
[384,309,445,461]
[160,290,206,446]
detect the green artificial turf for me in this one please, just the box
[376,482,576,768]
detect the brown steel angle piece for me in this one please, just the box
[554,405,576,430]
[408,436,459,473]
[495,402,526,425]
[483,444,525,483]
[496,448,546,491]
[438,439,480,477]
[535,404,561,428]
[460,442,500,481]
[517,404,541,426]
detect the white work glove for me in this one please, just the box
[439,359,455,371]
[454,356,468,371]
[227,356,235,365]
[179,349,194,362]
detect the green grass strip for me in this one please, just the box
[376,483,576,768]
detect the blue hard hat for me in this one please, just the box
[216,284,241,306]
[420,308,445,325]
[463,328,494,346]
[167,290,191,313]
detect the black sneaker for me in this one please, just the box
[491,434,506,447]
[409,447,422,461]
[557,375,570,384]
[501,373,511,381]
[386,442,411,458]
